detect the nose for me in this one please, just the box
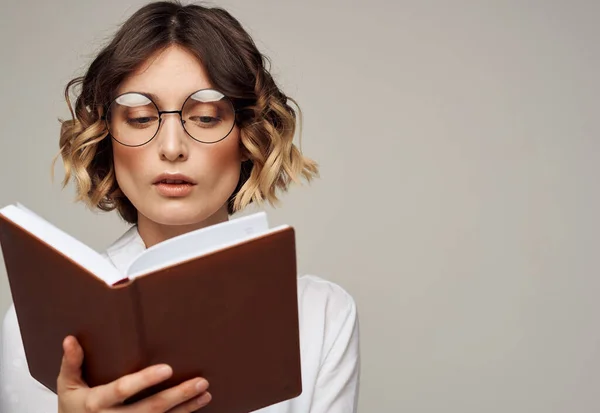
[156,111,189,162]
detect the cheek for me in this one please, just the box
[112,145,148,193]
[198,129,243,178]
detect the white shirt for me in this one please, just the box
[1,225,360,412]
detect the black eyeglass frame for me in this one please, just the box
[101,88,239,147]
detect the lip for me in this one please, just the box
[152,173,197,185]
[154,182,195,197]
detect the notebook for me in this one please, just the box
[0,203,302,412]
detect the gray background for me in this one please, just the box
[1,0,600,411]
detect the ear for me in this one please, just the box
[239,143,250,162]
[109,187,125,200]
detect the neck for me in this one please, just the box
[136,206,229,248]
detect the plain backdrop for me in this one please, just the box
[1,0,600,411]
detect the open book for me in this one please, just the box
[0,203,302,413]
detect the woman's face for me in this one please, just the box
[112,45,243,228]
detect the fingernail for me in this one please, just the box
[196,379,208,392]
[156,365,172,378]
[197,392,212,406]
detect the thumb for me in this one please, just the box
[57,335,86,393]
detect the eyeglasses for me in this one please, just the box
[103,89,237,147]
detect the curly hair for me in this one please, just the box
[55,1,318,224]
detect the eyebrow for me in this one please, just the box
[141,92,161,103]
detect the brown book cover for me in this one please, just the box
[0,207,302,413]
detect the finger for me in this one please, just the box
[123,377,209,413]
[167,391,212,413]
[85,364,174,410]
[57,335,86,393]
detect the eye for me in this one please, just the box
[126,116,159,128]
[188,115,222,127]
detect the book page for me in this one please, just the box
[0,204,126,285]
[126,212,271,279]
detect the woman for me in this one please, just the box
[0,2,360,412]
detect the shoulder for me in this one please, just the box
[295,275,360,379]
[296,274,358,339]
[297,274,357,315]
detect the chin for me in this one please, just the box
[149,214,200,226]
[141,199,227,227]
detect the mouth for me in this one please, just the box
[152,173,197,197]
[156,179,193,184]
[152,173,197,186]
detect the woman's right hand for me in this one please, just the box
[57,336,212,413]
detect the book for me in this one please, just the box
[0,203,302,413]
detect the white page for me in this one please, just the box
[0,204,126,285]
[126,212,271,278]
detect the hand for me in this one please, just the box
[57,335,212,413]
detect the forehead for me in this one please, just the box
[116,45,213,105]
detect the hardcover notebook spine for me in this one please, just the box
[121,280,153,404]
[75,282,148,389]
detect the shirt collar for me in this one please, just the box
[104,225,147,274]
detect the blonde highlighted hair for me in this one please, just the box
[56,1,318,224]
